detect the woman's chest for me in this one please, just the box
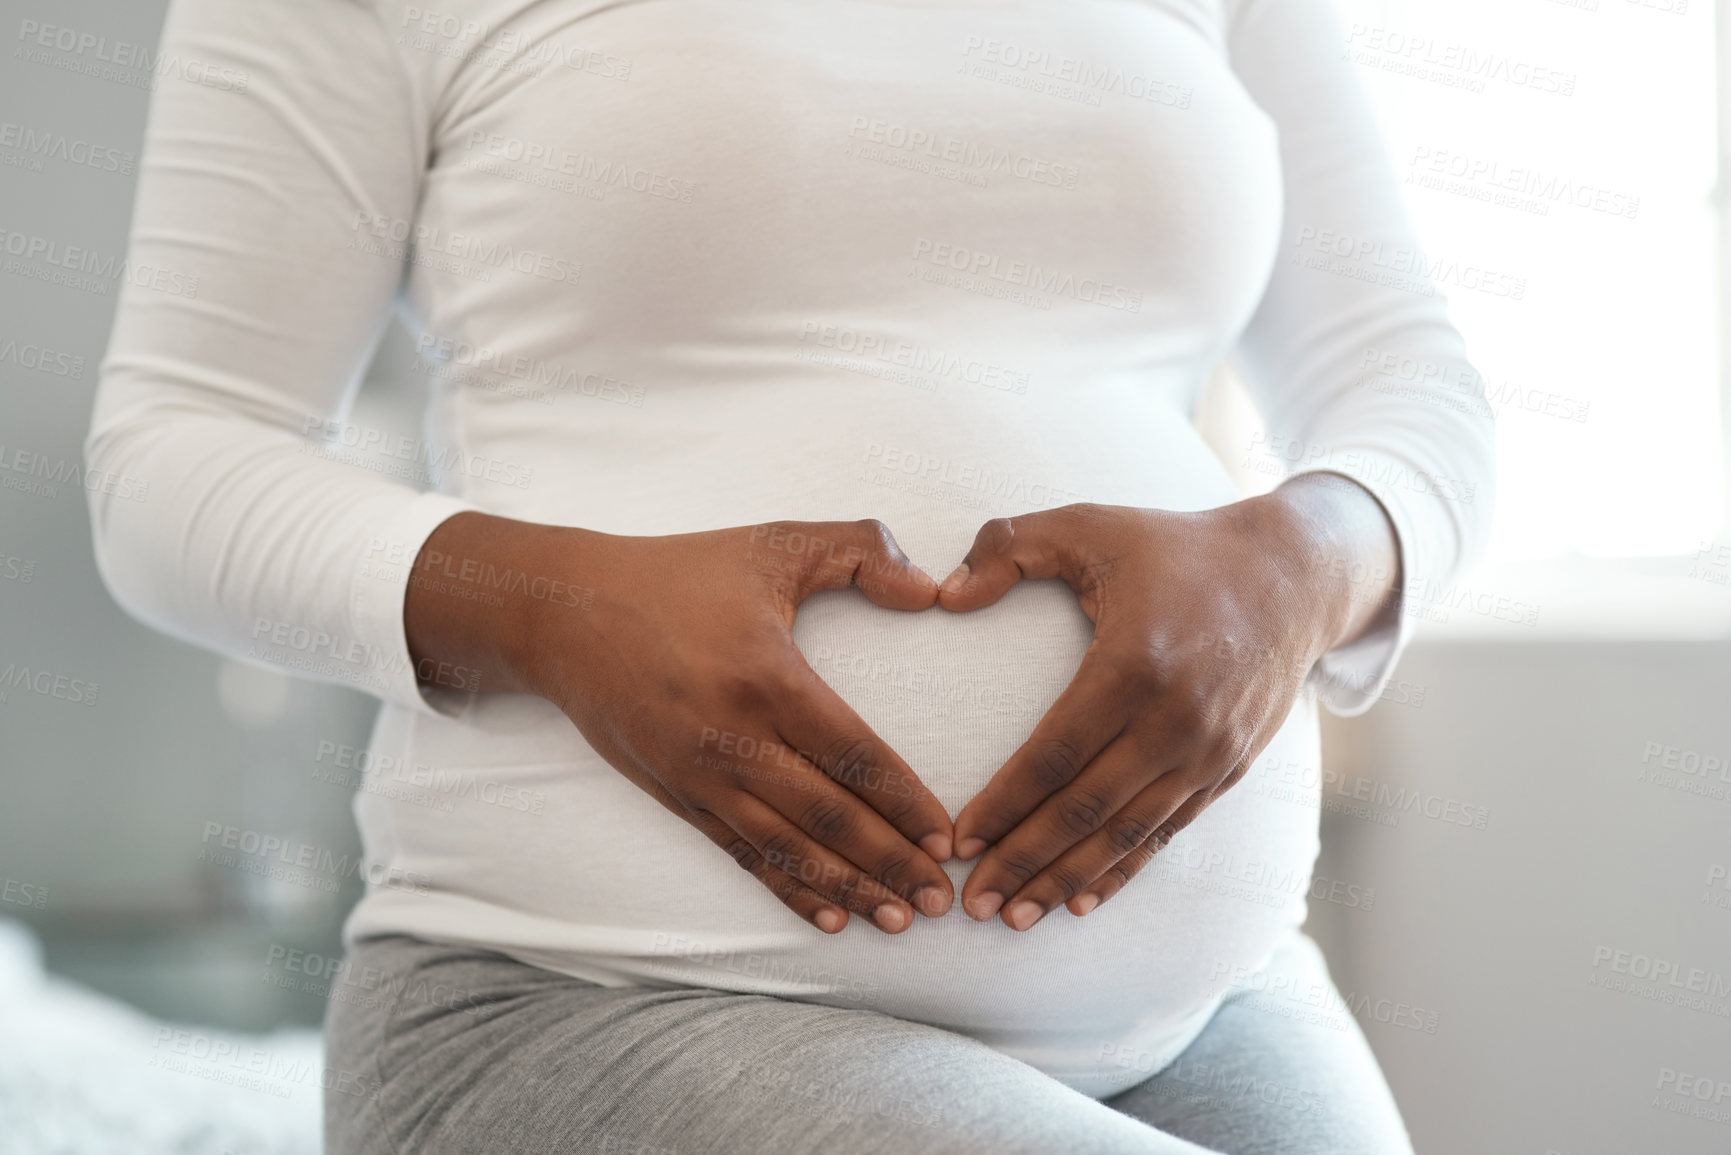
[406,0,1282,357]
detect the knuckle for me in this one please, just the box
[870,781,919,825]
[871,849,917,895]
[1178,677,1216,719]
[1105,811,1156,856]
[973,516,1016,558]
[1124,655,1169,699]
[816,734,878,786]
[1055,787,1113,837]
[1031,737,1087,794]
[854,517,892,548]
[1147,821,1181,854]
[1045,862,1093,901]
[823,868,863,908]
[718,670,775,713]
[800,796,858,846]
[1130,726,1168,765]
[724,837,761,872]
[757,830,804,875]
[997,848,1046,887]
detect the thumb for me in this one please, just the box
[938,508,1101,612]
[773,518,939,611]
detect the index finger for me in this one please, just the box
[952,653,1130,861]
[775,661,956,878]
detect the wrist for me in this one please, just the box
[404,513,600,698]
[1254,473,1402,655]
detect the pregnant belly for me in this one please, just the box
[777,581,1324,1083]
[361,562,1324,1095]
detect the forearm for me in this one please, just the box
[403,511,591,697]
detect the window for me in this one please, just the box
[1336,0,1720,561]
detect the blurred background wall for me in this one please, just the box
[2,0,1728,1152]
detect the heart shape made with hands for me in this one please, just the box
[789,493,1367,934]
[790,511,1114,933]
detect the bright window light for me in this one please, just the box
[1337,0,1720,560]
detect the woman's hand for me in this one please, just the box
[936,474,1400,931]
[403,513,957,935]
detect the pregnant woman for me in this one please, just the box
[86,0,1494,1150]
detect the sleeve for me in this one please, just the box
[83,0,482,716]
[1223,0,1498,716]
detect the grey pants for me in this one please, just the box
[323,930,1415,1154]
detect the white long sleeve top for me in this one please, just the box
[86,0,1494,1096]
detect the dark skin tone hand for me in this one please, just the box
[935,472,1401,931]
[402,514,957,935]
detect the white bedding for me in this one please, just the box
[0,920,321,1155]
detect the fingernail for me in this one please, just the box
[815,908,845,933]
[965,892,1003,921]
[939,563,970,597]
[1072,894,1100,916]
[874,904,909,932]
[912,566,939,590]
[1004,900,1043,931]
[915,886,951,917]
[955,837,986,860]
[920,833,953,862]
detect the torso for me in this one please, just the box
[347,0,1322,1096]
